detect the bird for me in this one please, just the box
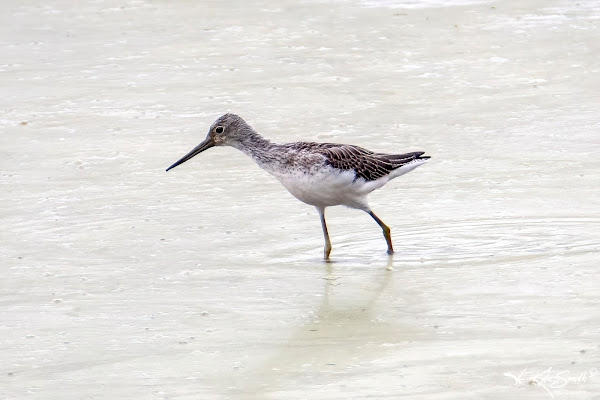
[166,113,430,259]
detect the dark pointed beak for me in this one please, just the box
[166,137,215,171]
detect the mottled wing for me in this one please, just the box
[317,143,428,181]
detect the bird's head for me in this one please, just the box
[166,113,251,171]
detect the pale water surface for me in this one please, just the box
[1,0,599,399]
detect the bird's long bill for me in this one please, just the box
[166,137,215,171]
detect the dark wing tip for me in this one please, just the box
[409,152,430,160]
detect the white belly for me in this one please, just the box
[274,166,383,210]
[259,157,429,210]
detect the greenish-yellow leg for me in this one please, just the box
[368,211,394,255]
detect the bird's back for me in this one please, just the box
[284,141,430,182]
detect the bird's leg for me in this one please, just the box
[317,207,332,259]
[368,211,394,255]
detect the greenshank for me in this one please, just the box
[167,113,430,259]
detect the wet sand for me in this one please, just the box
[1,0,599,399]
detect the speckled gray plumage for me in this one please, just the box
[286,142,429,181]
[217,113,430,182]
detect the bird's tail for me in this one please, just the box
[383,151,430,167]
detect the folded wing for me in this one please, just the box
[317,143,429,181]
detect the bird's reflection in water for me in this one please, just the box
[228,256,419,398]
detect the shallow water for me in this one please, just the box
[1,0,599,399]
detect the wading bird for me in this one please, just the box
[167,114,429,259]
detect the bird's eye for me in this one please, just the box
[215,126,224,134]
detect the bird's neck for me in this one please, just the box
[231,131,283,169]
